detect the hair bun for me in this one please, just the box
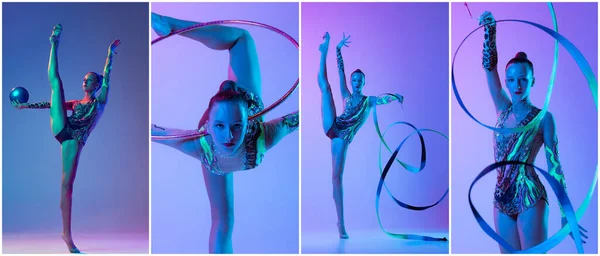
[515,52,528,60]
[219,80,237,92]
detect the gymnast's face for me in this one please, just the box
[208,100,249,156]
[82,72,100,93]
[351,72,365,93]
[505,63,534,101]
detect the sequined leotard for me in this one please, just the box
[54,98,103,145]
[196,88,299,175]
[493,105,548,217]
[328,95,370,144]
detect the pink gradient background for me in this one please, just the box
[451,2,598,254]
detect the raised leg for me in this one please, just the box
[152,13,261,98]
[317,34,336,135]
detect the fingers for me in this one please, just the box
[11,100,22,109]
[579,225,588,233]
[52,24,63,36]
[580,231,589,239]
[111,39,121,48]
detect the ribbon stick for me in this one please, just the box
[454,3,597,253]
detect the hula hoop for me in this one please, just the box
[152,20,299,140]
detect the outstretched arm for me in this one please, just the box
[336,33,352,99]
[12,100,76,110]
[370,94,404,106]
[480,11,510,115]
[261,111,299,151]
[48,24,63,89]
[151,124,201,158]
[97,40,121,104]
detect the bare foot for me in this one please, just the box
[337,223,349,239]
[319,32,330,54]
[151,12,172,37]
[62,233,80,253]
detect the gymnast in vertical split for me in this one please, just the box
[11,24,120,253]
[317,32,403,239]
[150,13,299,253]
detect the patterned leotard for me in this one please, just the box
[493,105,548,217]
[196,88,299,175]
[329,95,370,144]
[55,98,104,145]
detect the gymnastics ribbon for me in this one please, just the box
[454,3,598,253]
[152,20,299,140]
[469,161,590,253]
[373,94,449,241]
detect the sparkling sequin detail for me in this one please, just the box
[282,111,299,131]
[29,101,50,109]
[331,95,370,144]
[493,105,548,217]
[545,140,567,217]
[65,98,101,145]
[336,47,345,73]
[482,22,498,71]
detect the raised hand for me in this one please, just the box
[479,11,496,27]
[337,32,351,49]
[109,39,121,55]
[562,217,589,244]
[49,23,63,44]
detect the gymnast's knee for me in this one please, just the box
[237,29,253,45]
[212,213,234,235]
[50,80,63,91]
[332,172,343,187]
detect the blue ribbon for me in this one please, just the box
[373,94,449,241]
[453,3,597,253]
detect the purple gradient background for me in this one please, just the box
[150,3,299,254]
[451,2,598,254]
[2,2,149,238]
[301,2,449,238]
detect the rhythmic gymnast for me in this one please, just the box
[478,11,586,253]
[150,13,299,253]
[11,24,120,253]
[317,32,403,239]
